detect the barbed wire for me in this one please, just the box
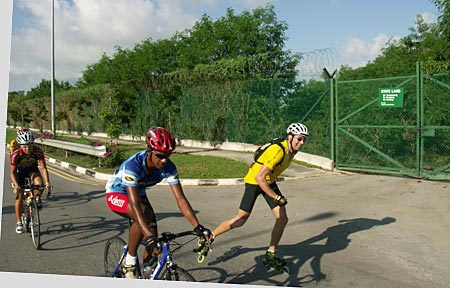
[296,47,339,78]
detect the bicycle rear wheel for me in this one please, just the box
[161,265,196,281]
[29,199,40,250]
[104,237,126,277]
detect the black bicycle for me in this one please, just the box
[104,230,211,281]
[19,178,45,249]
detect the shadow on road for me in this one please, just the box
[206,217,396,286]
[31,189,199,251]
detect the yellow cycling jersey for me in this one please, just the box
[244,140,294,185]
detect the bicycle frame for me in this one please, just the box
[110,244,141,278]
[20,178,44,249]
[148,242,173,280]
[109,230,201,280]
[23,184,36,202]
[110,240,175,279]
[21,178,45,202]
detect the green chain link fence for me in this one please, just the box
[8,62,449,180]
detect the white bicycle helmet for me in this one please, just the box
[287,123,309,137]
[16,129,34,145]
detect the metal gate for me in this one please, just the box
[333,62,450,180]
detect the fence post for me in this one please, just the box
[330,73,335,163]
[416,61,423,177]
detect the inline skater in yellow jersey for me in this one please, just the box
[211,123,309,273]
[9,138,19,153]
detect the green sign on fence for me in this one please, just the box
[378,88,403,108]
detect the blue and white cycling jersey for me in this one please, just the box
[105,150,180,196]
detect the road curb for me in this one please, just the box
[46,157,329,186]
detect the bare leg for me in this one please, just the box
[14,189,24,223]
[127,221,143,257]
[126,200,157,257]
[212,209,249,238]
[142,204,157,263]
[268,205,288,252]
[31,172,43,199]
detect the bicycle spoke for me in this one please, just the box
[161,266,196,281]
[104,237,127,278]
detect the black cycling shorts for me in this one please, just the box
[16,168,41,186]
[239,182,282,213]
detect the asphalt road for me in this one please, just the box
[1,152,450,287]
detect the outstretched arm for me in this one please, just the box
[170,183,200,228]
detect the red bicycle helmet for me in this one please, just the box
[146,127,176,154]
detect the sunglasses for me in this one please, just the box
[152,150,171,160]
[20,144,33,149]
[295,135,307,142]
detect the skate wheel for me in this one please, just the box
[263,261,275,271]
[197,254,205,263]
[282,266,291,275]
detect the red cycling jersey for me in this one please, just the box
[10,146,45,172]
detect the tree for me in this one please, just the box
[27,79,72,99]
[431,0,450,60]
[34,98,49,133]
[7,91,31,127]
[97,84,137,144]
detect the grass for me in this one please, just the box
[5,128,249,178]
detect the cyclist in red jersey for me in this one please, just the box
[10,129,52,234]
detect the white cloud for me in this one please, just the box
[341,33,399,68]
[421,11,436,24]
[10,0,270,91]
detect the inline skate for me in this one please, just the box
[262,250,290,274]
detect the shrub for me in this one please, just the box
[99,144,125,168]
[41,131,54,139]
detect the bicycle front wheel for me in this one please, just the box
[104,237,126,278]
[161,265,196,281]
[29,199,40,250]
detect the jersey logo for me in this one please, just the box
[125,176,135,182]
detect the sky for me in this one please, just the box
[8,0,439,92]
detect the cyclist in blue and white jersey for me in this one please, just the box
[105,126,211,279]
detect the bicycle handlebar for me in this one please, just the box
[23,184,46,192]
[158,230,198,243]
[14,184,46,200]
[154,230,212,252]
